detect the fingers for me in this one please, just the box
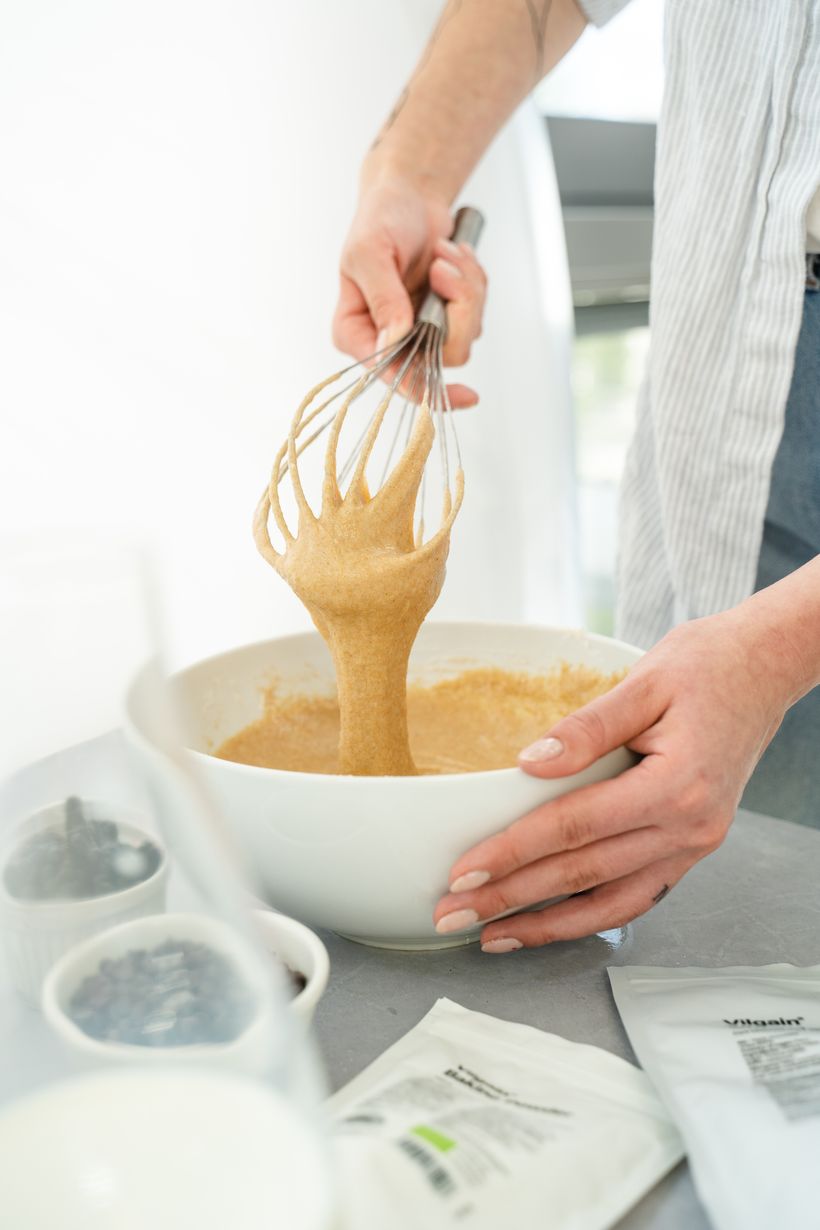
[476,853,692,950]
[517,669,662,780]
[332,275,381,361]
[333,244,415,362]
[446,757,658,890]
[443,382,480,410]
[434,824,676,933]
[332,224,487,408]
[428,238,487,368]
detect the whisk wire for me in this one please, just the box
[337,327,424,492]
[259,205,483,550]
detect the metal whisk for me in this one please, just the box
[254,206,484,560]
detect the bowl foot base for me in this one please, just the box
[335,931,479,952]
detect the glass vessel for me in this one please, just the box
[0,531,332,1229]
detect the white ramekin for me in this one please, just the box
[252,909,329,1025]
[42,911,288,1077]
[0,800,169,1004]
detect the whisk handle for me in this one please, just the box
[416,205,485,334]
[450,204,485,250]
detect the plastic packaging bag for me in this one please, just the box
[608,964,820,1230]
[327,997,683,1229]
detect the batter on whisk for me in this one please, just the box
[254,394,462,776]
[247,284,622,778]
[252,209,483,775]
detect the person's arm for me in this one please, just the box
[333,0,587,402]
[434,556,820,951]
[365,0,587,203]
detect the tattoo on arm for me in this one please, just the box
[370,0,552,154]
[370,0,466,151]
[371,86,410,152]
[652,884,671,904]
[524,0,553,79]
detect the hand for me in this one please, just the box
[332,174,488,407]
[433,608,797,951]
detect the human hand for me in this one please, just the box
[433,609,798,951]
[332,174,487,407]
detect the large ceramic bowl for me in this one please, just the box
[126,623,642,950]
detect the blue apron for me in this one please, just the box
[742,257,820,828]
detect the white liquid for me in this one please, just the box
[0,1067,331,1230]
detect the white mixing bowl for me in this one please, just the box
[126,623,642,950]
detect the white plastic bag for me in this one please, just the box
[608,964,820,1230]
[327,997,683,1229]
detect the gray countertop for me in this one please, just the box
[311,808,820,1229]
[3,733,820,1229]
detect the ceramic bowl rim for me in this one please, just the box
[140,620,644,786]
[251,909,330,1020]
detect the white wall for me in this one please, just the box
[0,1,577,720]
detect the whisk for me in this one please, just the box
[252,205,484,775]
[253,205,484,559]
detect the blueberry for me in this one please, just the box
[66,939,258,1049]
[90,819,118,848]
[4,829,68,900]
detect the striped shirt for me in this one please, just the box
[579,0,820,647]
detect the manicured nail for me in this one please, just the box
[436,908,479,934]
[449,869,491,894]
[481,938,523,954]
[436,259,462,279]
[519,736,564,764]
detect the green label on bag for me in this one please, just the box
[411,1125,457,1153]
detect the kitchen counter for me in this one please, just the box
[313,808,820,1228]
[3,731,819,1228]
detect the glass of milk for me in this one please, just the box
[0,531,333,1229]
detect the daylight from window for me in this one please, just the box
[536,0,664,123]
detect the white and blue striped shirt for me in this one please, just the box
[579,0,820,647]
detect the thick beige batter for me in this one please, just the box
[217,664,625,775]
[255,398,461,775]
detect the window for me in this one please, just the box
[537,0,662,630]
[573,310,649,632]
[537,0,664,124]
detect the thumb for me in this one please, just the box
[349,244,414,349]
[517,673,658,779]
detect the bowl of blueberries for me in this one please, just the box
[0,796,168,1003]
[41,910,317,1076]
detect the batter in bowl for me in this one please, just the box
[217,663,625,776]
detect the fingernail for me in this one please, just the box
[481,938,523,954]
[449,869,491,894]
[519,736,564,764]
[436,259,462,279]
[435,908,479,934]
[376,323,406,351]
[439,238,460,257]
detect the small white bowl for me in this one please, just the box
[0,800,169,1004]
[252,909,329,1025]
[42,911,287,1077]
